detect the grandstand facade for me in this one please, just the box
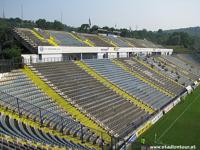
[0,27,199,149]
[13,28,173,63]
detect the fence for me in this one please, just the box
[0,90,116,149]
[23,57,112,64]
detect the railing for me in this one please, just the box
[0,90,112,148]
[0,90,76,127]
[24,57,66,64]
[23,57,106,64]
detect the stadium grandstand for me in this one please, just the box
[13,28,173,63]
[0,26,200,150]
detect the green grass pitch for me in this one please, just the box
[137,85,200,149]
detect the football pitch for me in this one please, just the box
[137,86,200,149]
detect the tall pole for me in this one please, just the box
[61,11,63,23]
[21,4,23,20]
[135,25,138,31]
[2,8,5,18]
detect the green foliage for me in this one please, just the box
[167,27,200,52]
[2,46,21,59]
[0,20,10,29]
[52,20,64,30]
[165,45,191,54]
[0,19,22,59]
[120,28,133,37]
[167,33,181,45]
[119,28,198,52]
[0,18,75,31]
[89,25,99,33]
[166,32,194,48]
[78,24,90,33]
[166,27,200,38]
[36,19,71,31]
[36,19,47,29]
[0,18,35,28]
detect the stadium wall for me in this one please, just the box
[37,46,173,55]
[22,46,173,63]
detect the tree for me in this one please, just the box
[102,26,109,30]
[120,28,131,37]
[167,33,181,45]
[36,19,47,29]
[78,24,90,33]
[2,46,21,59]
[0,20,13,58]
[157,29,162,33]
[89,25,99,33]
[109,27,115,32]
[53,20,64,30]
[180,32,194,48]
[166,32,195,48]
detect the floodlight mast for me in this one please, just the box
[61,11,63,23]
[21,4,23,20]
[2,8,5,18]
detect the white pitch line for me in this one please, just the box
[157,92,200,141]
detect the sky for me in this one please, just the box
[0,0,200,31]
